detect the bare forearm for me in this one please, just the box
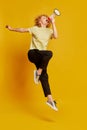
[10,28,24,32]
[51,22,58,38]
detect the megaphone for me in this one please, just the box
[48,9,60,21]
[53,9,61,16]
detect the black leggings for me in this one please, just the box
[28,49,53,97]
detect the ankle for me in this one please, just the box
[47,95,53,102]
[37,69,42,75]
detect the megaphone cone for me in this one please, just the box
[48,9,61,21]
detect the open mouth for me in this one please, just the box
[46,18,51,23]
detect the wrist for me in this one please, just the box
[10,28,13,31]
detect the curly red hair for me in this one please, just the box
[34,14,51,28]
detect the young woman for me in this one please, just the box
[6,14,58,111]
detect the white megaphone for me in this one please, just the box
[48,9,60,21]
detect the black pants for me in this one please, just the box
[28,49,53,97]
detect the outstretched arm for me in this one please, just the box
[6,25,29,33]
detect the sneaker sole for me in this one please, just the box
[46,102,58,111]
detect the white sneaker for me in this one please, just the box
[46,100,58,111]
[34,70,40,84]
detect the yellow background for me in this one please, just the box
[0,0,87,129]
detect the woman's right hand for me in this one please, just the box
[49,14,55,24]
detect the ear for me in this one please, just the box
[38,20,41,26]
[39,19,41,24]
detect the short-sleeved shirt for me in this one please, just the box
[28,26,53,50]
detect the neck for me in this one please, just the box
[40,23,46,28]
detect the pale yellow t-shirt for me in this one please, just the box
[28,26,53,50]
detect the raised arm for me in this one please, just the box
[51,17,58,39]
[6,25,29,33]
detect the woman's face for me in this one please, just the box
[39,16,49,26]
